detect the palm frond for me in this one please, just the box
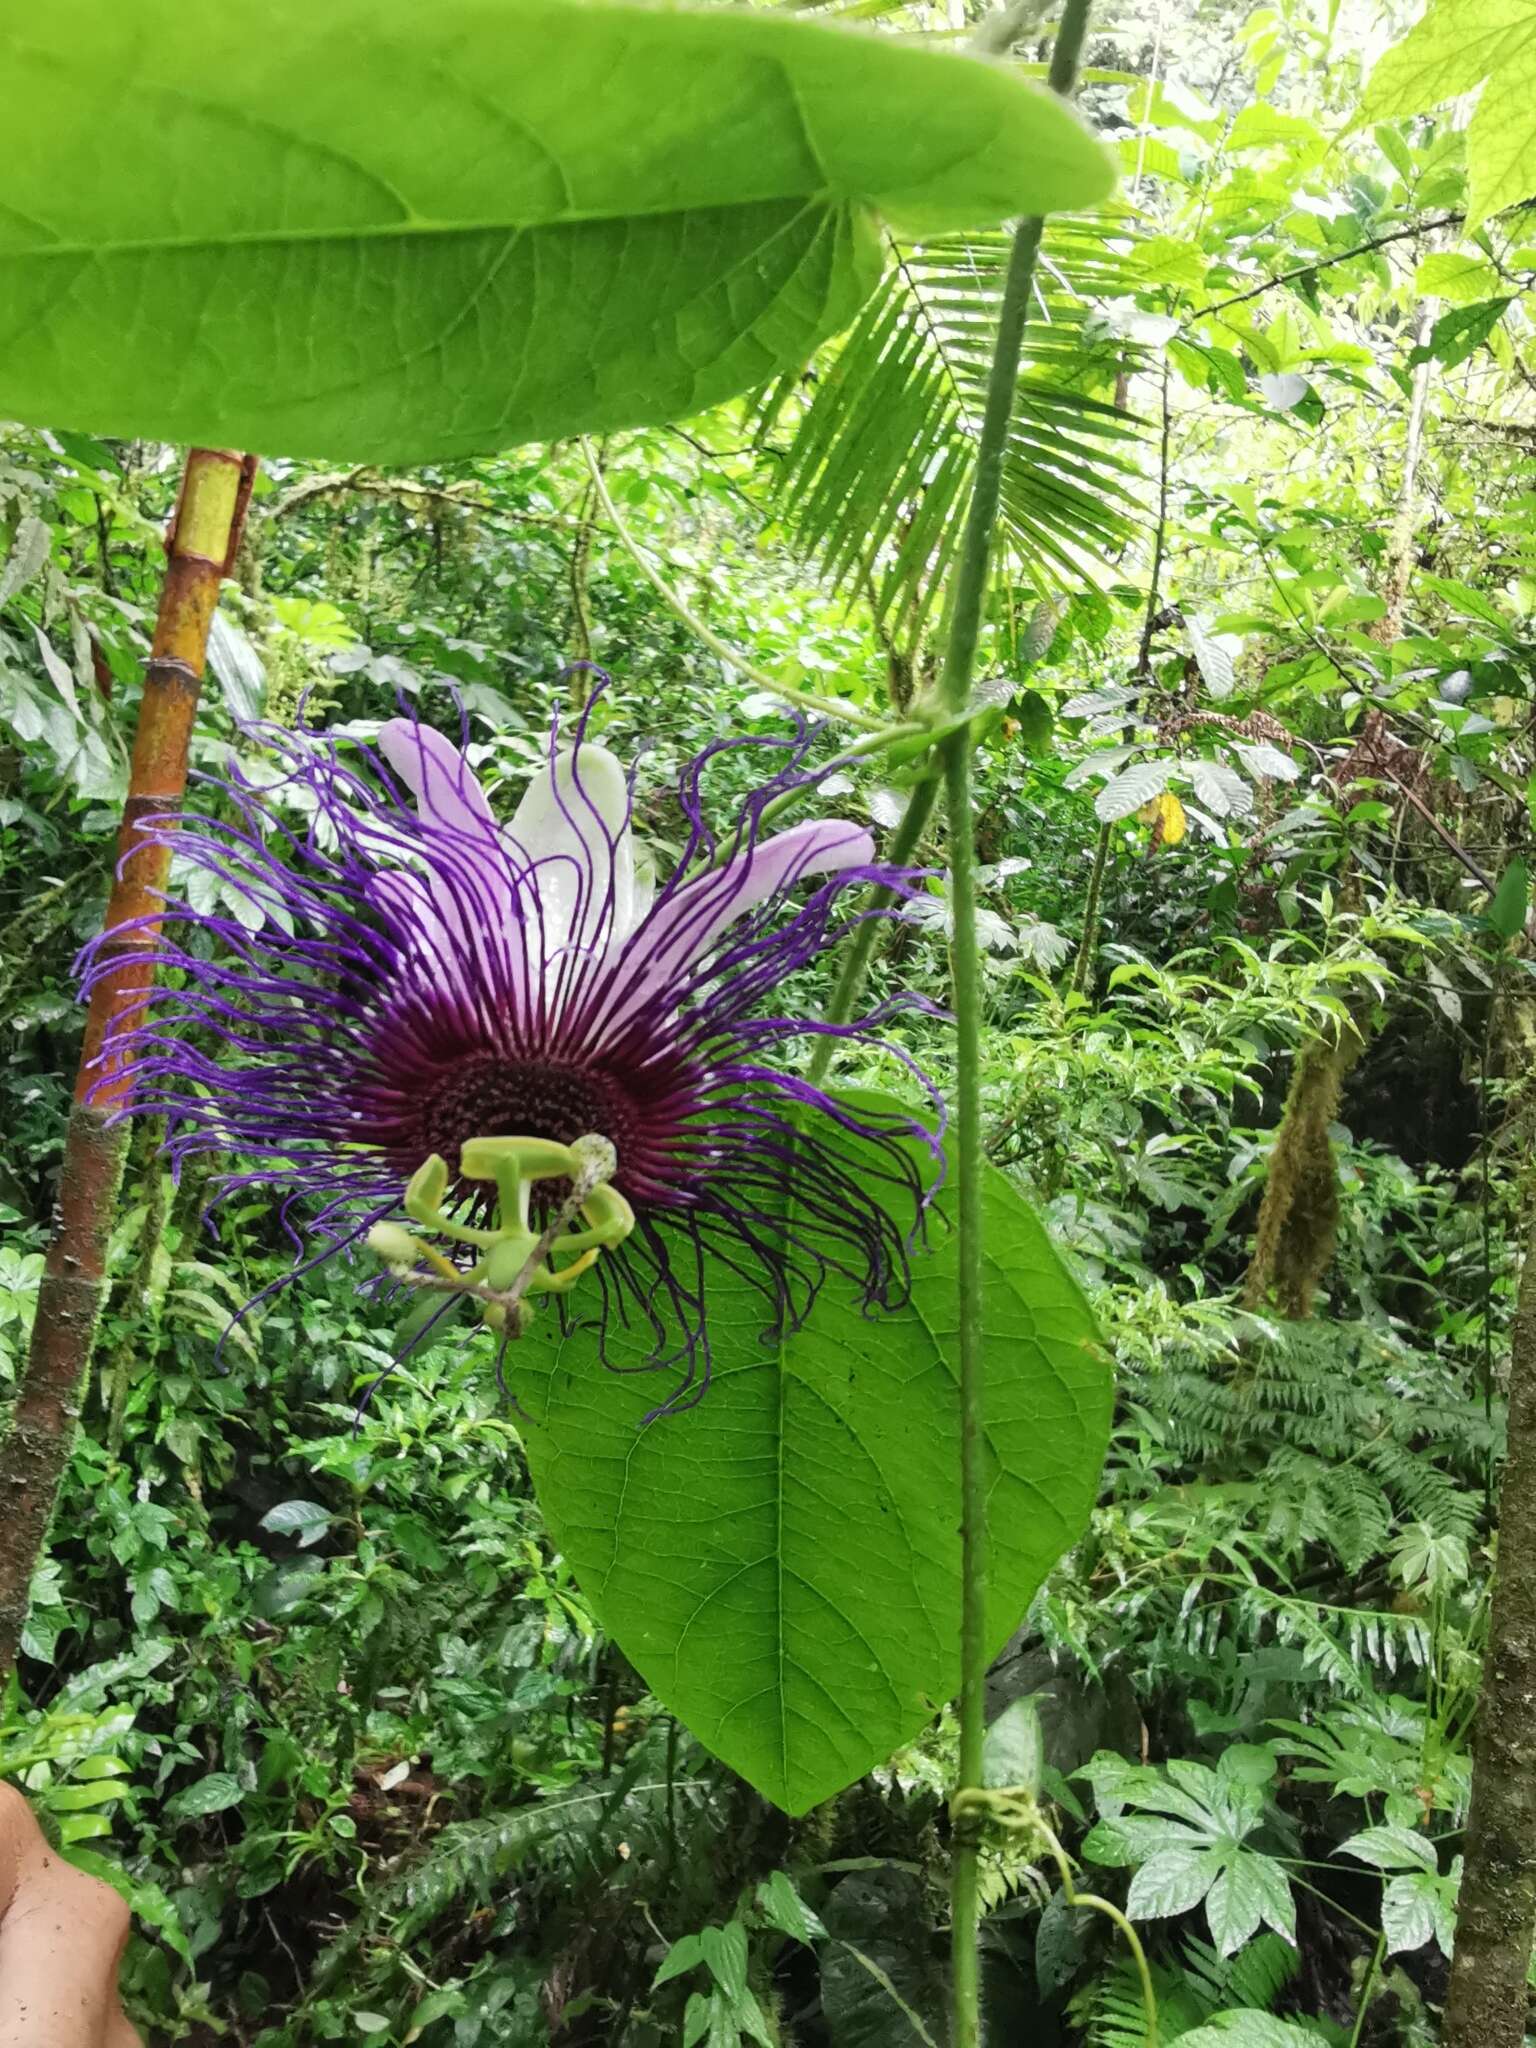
[761,216,1149,653]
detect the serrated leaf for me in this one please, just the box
[1234,741,1301,783]
[1126,1846,1220,1919]
[1427,960,1462,1024]
[1188,616,1238,699]
[1205,1853,1295,1956]
[1096,759,1172,821]
[1409,297,1513,369]
[512,1102,1109,1813]
[1381,1873,1438,1953]
[1415,251,1503,304]
[207,613,267,725]
[0,516,50,603]
[1339,1825,1437,1874]
[0,0,1113,461]
[1062,686,1138,720]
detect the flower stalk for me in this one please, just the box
[927,3,1096,2039]
[0,446,254,1679]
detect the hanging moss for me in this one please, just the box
[1242,1021,1366,1320]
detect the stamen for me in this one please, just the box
[369,1130,634,1337]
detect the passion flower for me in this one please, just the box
[82,696,940,1408]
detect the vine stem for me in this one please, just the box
[1035,1819,1159,2048]
[1071,355,1171,997]
[1348,1931,1386,2048]
[936,3,1095,2038]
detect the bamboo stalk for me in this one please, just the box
[0,447,253,1678]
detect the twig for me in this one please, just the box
[1185,214,1464,323]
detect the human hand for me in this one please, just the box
[0,1782,141,2047]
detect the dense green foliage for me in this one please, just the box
[3,0,1536,2039]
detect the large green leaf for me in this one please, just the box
[512,1143,1110,1813]
[0,0,1114,462]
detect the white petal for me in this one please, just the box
[376,720,530,1012]
[379,720,499,841]
[595,818,873,1038]
[508,743,636,965]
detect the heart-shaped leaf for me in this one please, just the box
[0,0,1114,462]
[512,1133,1109,1813]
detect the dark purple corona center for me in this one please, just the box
[408,1052,641,1175]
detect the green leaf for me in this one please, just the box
[55,1812,116,1845]
[45,1779,129,1812]
[259,1499,333,1548]
[1096,760,1172,822]
[1126,1846,1220,1918]
[1178,2014,1329,2048]
[512,1109,1109,1813]
[983,1696,1045,1792]
[1188,615,1238,700]
[1488,856,1528,939]
[700,1922,749,2005]
[1205,1853,1295,1957]
[682,1993,713,2048]
[1414,250,1503,304]
[1189,759,1254,820]
[1409,298,1513,369]
[755,1871,827,1945]
[1381,1873,1438,1954]
[1035,1888,1088,1997]
[1339,1825,1437,1874]
[764,218,1145,629]
[165,1771,244,1819]
[1363,0,1536,228]
[0,0,1113,462]
[654,1933,706,1987]
[1226,105,1325,152]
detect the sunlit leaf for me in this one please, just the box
[1363,0,1536,228]
[0,0,1113,460]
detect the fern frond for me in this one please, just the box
[1365,1441,1479,1539]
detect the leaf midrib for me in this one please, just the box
[3,192,842,265]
